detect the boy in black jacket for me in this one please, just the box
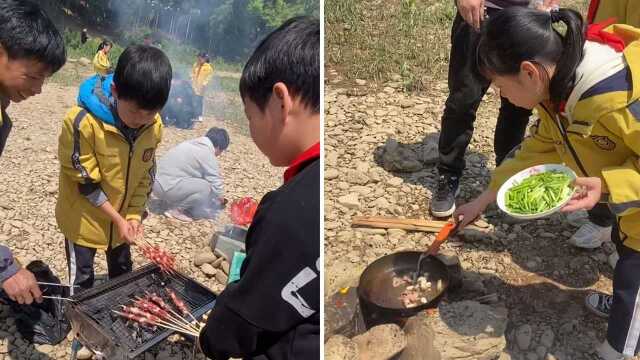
[198,16,320,360]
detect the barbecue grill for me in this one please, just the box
[65,264,216,359]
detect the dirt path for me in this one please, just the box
[324,67,622,359]
[0,81,278,360]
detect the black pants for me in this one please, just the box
[588,202,615,228]
[194,95,204,118]
[64,239,132,295]
[608,222,640,356]
[438,11,532,176]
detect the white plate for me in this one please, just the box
[497,164,577,220]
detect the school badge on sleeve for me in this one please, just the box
[590,135,616,151]
[142,148,155,162]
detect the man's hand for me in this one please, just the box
[456,0,485,31]
[561,177,602,213]
[2,268,42,305]
[533,0,560,11]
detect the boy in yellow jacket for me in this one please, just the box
[57,45,171,293]
[456,7,640,359]
[191,52,213,122]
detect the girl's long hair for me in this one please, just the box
[476,7,585,110]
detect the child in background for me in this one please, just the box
[198,17,320,360]
[191,52,213,122]
[93,40,112,76]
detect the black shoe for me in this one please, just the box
[585,292,612,318]
[430,174,460,218]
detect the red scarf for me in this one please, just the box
[585,17,625,53]
[283,142,320,183]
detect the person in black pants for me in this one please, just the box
[431,3,534,217]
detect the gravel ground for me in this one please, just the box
[323,67,627,359]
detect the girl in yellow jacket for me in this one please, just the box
[93,40,112,76]
[191,52,214,122]
[453,7,640,360]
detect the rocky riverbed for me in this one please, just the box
[323,69,623,360]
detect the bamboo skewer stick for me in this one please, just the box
[113,310,199,337]
[111,310,200,337]
[120,304,198,333]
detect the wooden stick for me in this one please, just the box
[140,294,202,332]
[113,311,199,337]
[352,216,488,232]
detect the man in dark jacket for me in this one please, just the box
[199,16,320,360]
[0,0,66,305]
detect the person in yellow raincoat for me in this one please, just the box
[191,52,214,122]
[58,45,171,297]
[452,6,640,359]
[92,40,112,76]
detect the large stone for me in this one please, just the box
[201,263,217,277]
[194,253,217,266]
[326,169,340,180]
[325,335,359,360]
[539,327,555,348]
[380,139,423,173]
[516,324,533,350]
[34,344,53,353]
[420,134,439,165]
[345,169,370,185]
[396,313,440,360]
[78,57,91,66]
[338,194,360,209]
[353,324,406,360]
[215,271,229,284]
[430,301,509,359]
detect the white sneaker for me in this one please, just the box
[76,346,93,360]
[194,116,204,122]
[608,251,619,269]
[594,340,624,360]
[566,210,589,227]
[568,221,612,249]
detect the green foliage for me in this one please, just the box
[47,0,318,64]
[248,0,318,28]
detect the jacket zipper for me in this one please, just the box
[108,124,154,249]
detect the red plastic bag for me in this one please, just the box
[229,197,258,226]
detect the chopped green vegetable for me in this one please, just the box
[505,171,573,215]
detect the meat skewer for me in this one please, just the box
[113,310,199,337]
[120,305,194,333]
[167,289,198,324]
[134,234,177,274]
[144,292,202,331]
[133,298,201,333]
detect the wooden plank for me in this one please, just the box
[352,216,487,232]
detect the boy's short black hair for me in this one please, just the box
[0,0,66,73]
[114,45,172,110]
[239,16,319,113]
[206,127,230,151]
